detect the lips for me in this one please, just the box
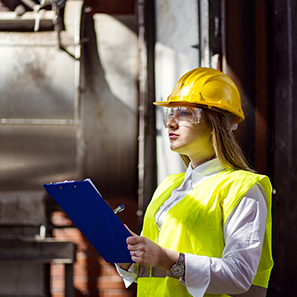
[169,132,178,139]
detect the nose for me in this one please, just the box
[166,116,178,129]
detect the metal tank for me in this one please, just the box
[0,1,138,197]
[0,0,81,191]
[0,0,139,295]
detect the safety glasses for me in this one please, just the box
[163,106,203,128]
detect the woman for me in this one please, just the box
[116,67,273,297]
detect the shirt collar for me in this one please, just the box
[185,158,225,189]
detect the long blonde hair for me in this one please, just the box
[180,109,255,172]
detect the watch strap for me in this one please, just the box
[177,252,185,265]
[170,252,185,277]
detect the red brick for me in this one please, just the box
[50,201,137,297]
[51,263,65,276]
[97,276,125,290]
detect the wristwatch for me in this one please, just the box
[170,253,185,277]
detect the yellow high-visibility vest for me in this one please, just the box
[138,170,273,297]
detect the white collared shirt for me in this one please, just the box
[155,158,225,231]
[116,159,268,296]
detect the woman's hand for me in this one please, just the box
[127,235,164,267]
[125,225,179,271]
[117,225,138,271]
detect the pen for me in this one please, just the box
[113,204,125,214]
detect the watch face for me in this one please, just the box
[171,263,185,277]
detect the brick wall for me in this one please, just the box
[50,198,138,297]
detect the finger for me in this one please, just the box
[127,234,143,245]
[130,250,144,263]
[124,224,138,236]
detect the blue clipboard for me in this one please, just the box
[43,179,133,263]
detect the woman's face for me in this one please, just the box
[165,107,214,167]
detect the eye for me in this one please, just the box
[179,110,192,117]
[176,108,193,119]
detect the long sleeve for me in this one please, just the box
[185,184,267,296]
[115,263,138,288]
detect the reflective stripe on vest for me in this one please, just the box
[139,265,179,279]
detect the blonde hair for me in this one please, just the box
[180,109,255,172]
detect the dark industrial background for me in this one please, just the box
[0,0,296,296]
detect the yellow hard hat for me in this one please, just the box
[154,67,244,123]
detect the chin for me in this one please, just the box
[170,145,184,154]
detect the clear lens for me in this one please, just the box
[163,107,203,128]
